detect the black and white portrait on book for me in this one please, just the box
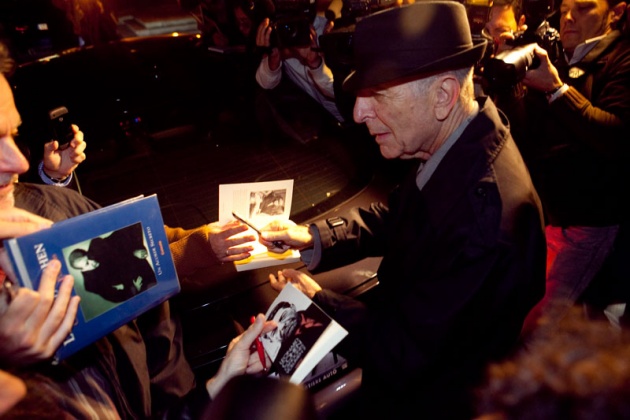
[64,222,157,320]
[249,189,287,218]
[261,299,330,376]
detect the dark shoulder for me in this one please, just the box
[14,182,102,222]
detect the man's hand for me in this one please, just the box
[207,220,256,262]
[522,45,563,93]
[280,25,322,69]
[0,259,80,366]
[269,268,322,299]
[0,208,52,241]
[259,220,313,253]
[205,314,277,399]
[256,18,281,70]
[42,124,86,180]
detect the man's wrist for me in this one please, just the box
[545,83,569,103]
[38,161,73,186]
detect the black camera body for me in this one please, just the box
[483,20,560,88]
[482,0,562,88]
[484,43,539,87]
[268,0,316,48]
[341,0,397,20]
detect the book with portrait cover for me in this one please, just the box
[218,180,301,272]
[2,194,180,362]
[261,283,348,384]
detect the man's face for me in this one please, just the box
[0,75,29,210]
[560,0,615,52]
[265,305,298,343]
[73,256,100,272]
[233,7,252,37]
[485,5,519,43]
[353,79,437,160]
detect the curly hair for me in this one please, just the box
[475,307,630,419]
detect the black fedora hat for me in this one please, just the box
[343,1,487,92]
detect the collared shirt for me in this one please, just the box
[416,101,480,190]
[566,34,607,65]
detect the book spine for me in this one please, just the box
[5,239,34,289]
[303,357,351,391]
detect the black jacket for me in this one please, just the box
[309,97,546,419]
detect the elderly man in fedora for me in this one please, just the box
[260,1,546,418]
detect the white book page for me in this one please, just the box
[218,180,299,271]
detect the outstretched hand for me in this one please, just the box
[207,220,256,262]
[269,268,322,299]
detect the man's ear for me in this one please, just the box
[434,76,459,121]
[518,14,527,30]
[610,1,627,25]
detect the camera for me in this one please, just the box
[340,0,397,21]
[483,43,540,87]
[268,0,316,48]
[482,0,561,88]
[48,106,74,149]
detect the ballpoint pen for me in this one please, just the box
[232,211,285,249]
[250,315,267,371]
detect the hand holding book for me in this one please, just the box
[268,268,322,299]
[261,282,347,384]
[0,256,80,366]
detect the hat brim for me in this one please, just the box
[342,38,487,92]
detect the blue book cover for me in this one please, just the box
[3,194,180,361]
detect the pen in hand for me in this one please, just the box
[251,315,267,372]
[232,211,285,249]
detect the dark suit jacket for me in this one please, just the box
[82,223,157,302]
[310,97,546,419]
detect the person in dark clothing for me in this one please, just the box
[490,0,630,336]
[0,71,274,418]
[260,2,546,418]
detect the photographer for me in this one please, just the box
[494,0,630,338]
[484,0,528,54]
[254,0,344,143]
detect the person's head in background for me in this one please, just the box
[0,73,30,210]
[484,0,526,52]
[559,0,627,59]
[475,306,630,420]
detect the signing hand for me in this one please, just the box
[269,268,322,299]
[260,220,313,253]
